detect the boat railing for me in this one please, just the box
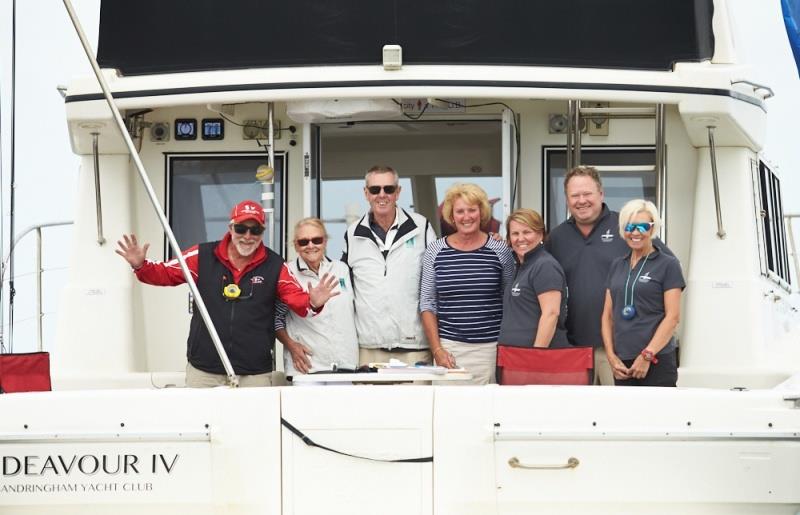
[785,213,800,293]
[2,221,74,353]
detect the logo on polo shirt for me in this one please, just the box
[338,278,347,290]
[639,272,652,283]
[405,237,415,248]
[601,229,614,243]
[251,276,264,284]
[511,282,521,297]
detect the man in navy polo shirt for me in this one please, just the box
[545,166,670,385]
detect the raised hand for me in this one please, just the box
[115,234,150,270]
[308,273,341,309]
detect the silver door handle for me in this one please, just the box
[508,456,580,469]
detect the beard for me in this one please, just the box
[235,240,258,257]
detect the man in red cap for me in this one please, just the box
[116,200,339,387]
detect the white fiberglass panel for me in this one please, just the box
[281,386,433,515]
[495,440,800,508]
[0,387,282,515]
[435,385,800,515]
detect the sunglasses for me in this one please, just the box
[297,236,325,247]
[232,223,265,236]
[624,222,654,233]
[366,185,398,195]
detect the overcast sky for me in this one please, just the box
[0,0,798,352]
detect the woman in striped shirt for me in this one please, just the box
[420,184,515,384]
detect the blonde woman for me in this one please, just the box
[420,184,515,384]
[275,218,358,376]
[601,200,684,387]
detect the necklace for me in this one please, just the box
[621,252,651,320]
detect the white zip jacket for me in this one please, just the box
[275,257,358,374]
[343,208,436,350]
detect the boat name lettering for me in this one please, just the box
[1,453,179,477]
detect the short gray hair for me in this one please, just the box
[618,199,661,238]
[364,165,399,186]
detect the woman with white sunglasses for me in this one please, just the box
[600,200,685,386]
[275,218,358,377]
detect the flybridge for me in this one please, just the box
[96,0,715,75]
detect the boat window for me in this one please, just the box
[755,160,791,286]
[543,147,657,229]
[317,120,503,259]
[166,153,286,258]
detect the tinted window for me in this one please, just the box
[544,147,657,229]
[167,153,286,257]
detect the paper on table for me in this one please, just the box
[376,365,468,375]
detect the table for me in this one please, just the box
[291,370,473,385]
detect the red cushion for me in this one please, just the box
[0,352,52,393]
[497,346,593,385]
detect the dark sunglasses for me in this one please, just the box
[297,236,325,247]
[366,185,398,195]
[624,222,654,233]
[232,223,265,236]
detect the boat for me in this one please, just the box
[1,0,799,513]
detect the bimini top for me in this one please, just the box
[96,0,715,76]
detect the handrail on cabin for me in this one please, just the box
[706,126,726,239]
[731,79,775,100]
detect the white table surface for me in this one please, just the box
[291,370,473,384]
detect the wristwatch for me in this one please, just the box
[640,349,659,364]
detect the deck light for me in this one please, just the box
[383,45,402,70]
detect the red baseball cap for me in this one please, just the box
[230,200,265,226]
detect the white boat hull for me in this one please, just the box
[2,385,798,514]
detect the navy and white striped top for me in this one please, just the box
[420,236,515,344]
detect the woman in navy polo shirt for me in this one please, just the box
[498,208,569,349]
[601,199,685,386]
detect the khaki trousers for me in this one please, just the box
[438,339,497,385]
[593,347,615,386]
[185,363,279,388]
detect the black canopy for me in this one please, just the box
[97,0,714,75]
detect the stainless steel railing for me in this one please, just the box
[2,221,74,353]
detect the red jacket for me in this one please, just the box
[135,233,313,317]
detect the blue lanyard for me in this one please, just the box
[623,253,651,308]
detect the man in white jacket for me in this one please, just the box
[343,165,437,366]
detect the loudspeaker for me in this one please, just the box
[150,122,170,142]
[548,114,586,134]
[548,114,568,134]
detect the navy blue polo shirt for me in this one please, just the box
[545,205,672,348]
[605,249,685,360]
[498,244,569,348]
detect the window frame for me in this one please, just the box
[541,145,662,234]
[164,151,288,259]
[752,158,791,290]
